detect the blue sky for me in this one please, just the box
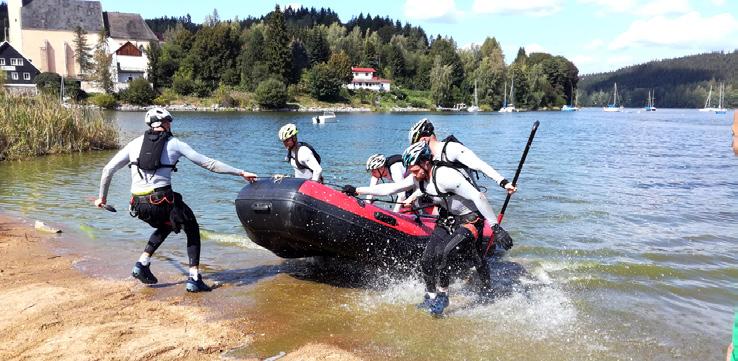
[105,0,738,74]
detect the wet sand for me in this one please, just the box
[0,215,363,361]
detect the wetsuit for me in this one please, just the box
[287,144,323,181]
[98,134,244,268]
[366,159,408,212]
[357,166,497,293]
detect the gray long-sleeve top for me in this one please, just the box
[98,135,243,199]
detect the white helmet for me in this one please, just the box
[408,118,434,144]
[402,141,432,168]
[366,154,386,171]
[145,107,173,128]
[278,123,298,141]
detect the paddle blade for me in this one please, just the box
[103,204,117,213]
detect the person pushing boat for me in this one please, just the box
[95,107,257,292]
[342,141,516,316]
[278,123,324,183]
[364,153,408,212]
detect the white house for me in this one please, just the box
[110,41,148,91]
[346,67,391,92]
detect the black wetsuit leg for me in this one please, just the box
[144,228,172,255]
[420,227,448,293]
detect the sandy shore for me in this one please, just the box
[0,215,364,361]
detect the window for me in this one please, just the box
[23,72,30,80]
[0,58,5,65]
[127,76,133,82]
[10,58,23,66]
[11,72,18,80]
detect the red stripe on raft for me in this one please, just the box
[298,181,435,236]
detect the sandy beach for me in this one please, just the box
[0,215,363,361]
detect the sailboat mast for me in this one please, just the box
[474,79,478,107]
[502,80,507,107]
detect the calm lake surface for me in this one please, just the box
[1,109,736,360]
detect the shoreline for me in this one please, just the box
[0,214,364,361]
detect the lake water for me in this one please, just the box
[1,108,736,360]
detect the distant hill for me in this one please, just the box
[579,51,738,108]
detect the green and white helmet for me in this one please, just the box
[408,118,434,144]
[402,141,432,168]
[366,154,386,171]
[278,123,298,141]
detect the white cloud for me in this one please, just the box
[525,43,547,53]
[610,12,738,50]
[573,55,595,65]
[639,0,691,16]
[577,0,690,17]
[472,0,562,16]
[584,39,605,50]
[404,0,463,22]
[576,0,636,14]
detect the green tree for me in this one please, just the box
[181,22,240,89]
[146,41,162,90]
[430,56,453,107]
[430,36,464,88]
[73,26,93,77]
[307,62,343,100]
[327,51,352,84]
[305,27,331,65]
[92,29,113,93]
[120,78,155,105]
[265,5,292,81]
[289,39,310,84]
[239,25,268,90]
[254,78,288,108]
[513,47,528,65]
[480,37,505,67]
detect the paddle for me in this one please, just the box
[484,120,540,257]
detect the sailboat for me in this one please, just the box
[699,84,715,112]
[603,83,623,112]
[467,80,480,113]
[644,89,656,111]
[499,79,517,113]
[561,86,579,111]
[715,83,727,114]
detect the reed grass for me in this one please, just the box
[0,92,119,160]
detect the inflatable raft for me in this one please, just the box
[235,178,493,262]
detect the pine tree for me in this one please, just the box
[73,26,93,77]
[146,41,162,90]
[265,5,292,82]
[92,29,113,93]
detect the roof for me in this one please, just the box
[351,67,376,72]
[103,12,158,41]
[21,0,104,32]
[0,41,39,69]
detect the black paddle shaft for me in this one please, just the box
[497,120,539,224]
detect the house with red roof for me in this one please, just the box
[346,67,391,92]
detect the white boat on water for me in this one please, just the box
[499,79,517,113]
[644,89,656,112]
[699,84,716,112]
[603,83,623,112]
[312,111,337,124]
[437,103,468,111]
[715,83,727,114]
[468,80,480,113]
[561,86,579,111]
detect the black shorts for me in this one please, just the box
[130,189,197,233]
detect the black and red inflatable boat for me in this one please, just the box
[235,178,493,263]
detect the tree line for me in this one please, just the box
[141,5,579,109]
[579,51,738,108]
